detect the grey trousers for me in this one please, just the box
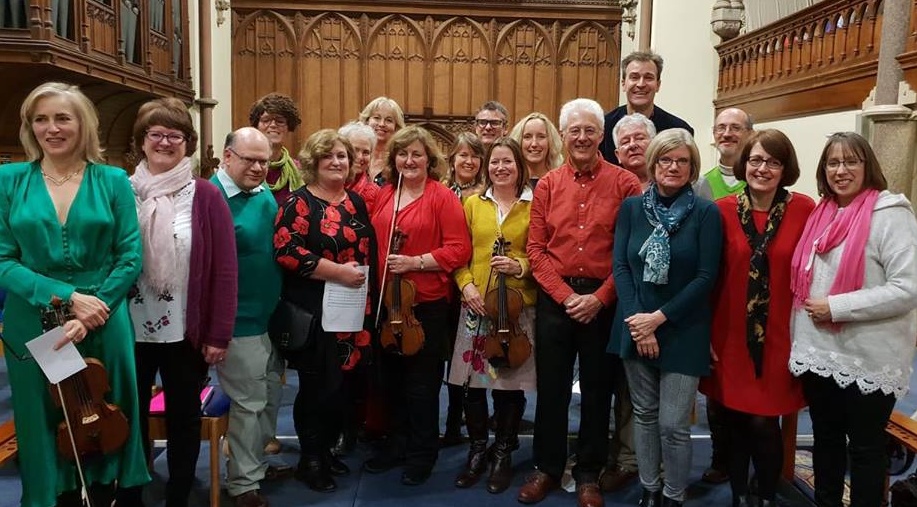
[623,359,699,502]
[217,333,285,496]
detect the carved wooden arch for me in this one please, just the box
[413,121,457,151]
[494,19,557,62]
[297,11,363,54]
[558,20,615,59]
[233,9,297,51]
[431,16,494,63]
[365,14,429,62]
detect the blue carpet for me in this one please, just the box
[0,362,913,506]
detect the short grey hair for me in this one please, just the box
[558,98,605,132]
[338,121,377,151]
[612,113,657,148]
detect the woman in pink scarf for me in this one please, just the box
[789,132,917,507]
[117,98,238,507]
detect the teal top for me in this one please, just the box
[211,173,282,336]
[610,194,723,376]
[0,161,150,506]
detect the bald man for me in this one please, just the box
[213,127,288,507]
[695,108,754,201]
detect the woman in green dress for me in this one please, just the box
[0,82,149,506]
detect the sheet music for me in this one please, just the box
[322,265,369,333]
[25,326,87,384]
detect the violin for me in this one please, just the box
[380,229,425,356]
[41,297,129,462]
[483,236,531,369]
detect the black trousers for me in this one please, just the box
[134,340,208,506]
[380,300,449,471]
[802,372,896,507]
[722,406,782,500]
[532,288,615,483]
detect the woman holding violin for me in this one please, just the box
[448,137,536,494]
[0,82,149,506]
[365,126,472,486]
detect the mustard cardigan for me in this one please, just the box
[453,190,537,306]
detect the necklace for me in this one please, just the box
[41,165,84,186]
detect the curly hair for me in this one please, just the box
[382,126,447,183]
[248,93,302,132]
[298,129,355,185]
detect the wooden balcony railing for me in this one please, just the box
[0,0,192,100]
[715,0,884,122]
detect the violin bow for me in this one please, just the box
[374,170,405,328]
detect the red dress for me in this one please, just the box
[699,192,815,416]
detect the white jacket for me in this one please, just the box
[789,191,917,398]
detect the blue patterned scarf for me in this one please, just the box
[638,184,696,284]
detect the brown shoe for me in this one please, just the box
[701,466,729,484]
[599,465,638,492]
[576,482,604,507]
[517,471,557,504]
[264,464,294,481]
[232,490,268,507]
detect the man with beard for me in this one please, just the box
[695,108,754,201]
[600,51,693,166]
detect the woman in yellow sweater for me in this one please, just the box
[447,137,537,495]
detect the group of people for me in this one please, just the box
[0,48,915,507]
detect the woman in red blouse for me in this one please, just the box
[699,129,815,507]
[363,125,472,485]
[273,129,377,493]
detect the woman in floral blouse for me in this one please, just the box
[273,129,376,493]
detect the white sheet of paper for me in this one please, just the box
[25,326,87,384]
[322,265,370,333]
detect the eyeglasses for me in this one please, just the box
[228,147,269,167]
[566,127,599,138]
[747,156,783,169]
[258,115,288,127]
[146,131,187,144]
[657,157,691,168]
[826,158,863,170]
[713,124,747,135]
[475,119,506,128]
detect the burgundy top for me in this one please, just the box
[185,178,239,350]
[527,157,642,305]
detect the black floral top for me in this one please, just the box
[273,188,374,370]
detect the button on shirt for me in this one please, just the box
[527,157,642,306]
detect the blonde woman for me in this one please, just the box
[359,96,405,186]
[509,112,563,187]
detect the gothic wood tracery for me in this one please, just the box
[231,1,621,153]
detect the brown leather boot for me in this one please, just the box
[487,393,524,494]
[454,395,489,488]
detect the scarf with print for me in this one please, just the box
[638,184,696,284]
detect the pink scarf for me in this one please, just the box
[790,188,880,312]
[130,157,194,293]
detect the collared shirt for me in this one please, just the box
[216,166,265,199]
[527,157,642,306]
[483,185,534,225]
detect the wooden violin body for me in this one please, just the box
[483,237,531,369]
[41,297,129,461]
[380,229,425,356]
[50,359,129,461]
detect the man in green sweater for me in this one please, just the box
[212,127,285,507]
[695,108,754,201]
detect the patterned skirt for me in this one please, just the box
[447,305,536,391]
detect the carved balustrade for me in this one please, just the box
[715,0,883,122]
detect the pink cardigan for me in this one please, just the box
[184,178,238,350]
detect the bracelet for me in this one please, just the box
[418,255,425,271]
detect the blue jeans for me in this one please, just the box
[623,359,699,502]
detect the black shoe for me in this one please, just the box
[363,454,404,474]
[640,488,662,507]
[294,464,337,493]
[327,453,351,476]
[661,496,683,507]
[401,466,432,486]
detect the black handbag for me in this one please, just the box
[892,473,917,507]
[268,299,318,355]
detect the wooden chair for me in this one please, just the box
[0,419,17,467]
[148,394,229,507]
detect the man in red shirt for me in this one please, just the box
[519,98,642,507]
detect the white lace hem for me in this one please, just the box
[789,353,910,399]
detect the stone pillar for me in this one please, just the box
[861,0,916,199]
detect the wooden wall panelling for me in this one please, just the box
[231,2,621,152]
